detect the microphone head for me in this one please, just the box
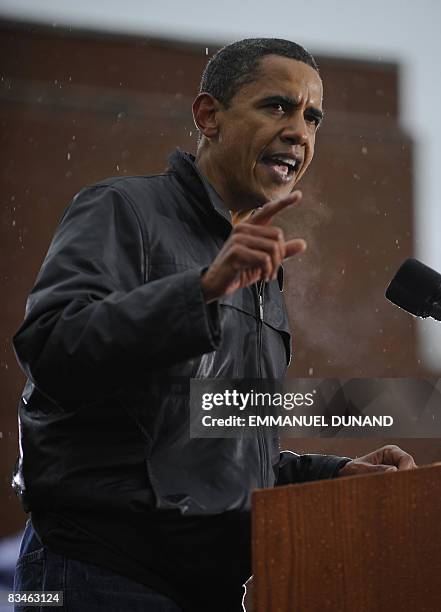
[385,258,441,318]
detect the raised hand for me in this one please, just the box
[201,191,306,303]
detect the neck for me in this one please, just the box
[195,145,254,220]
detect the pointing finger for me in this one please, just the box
[284,239,307,259]
[250,191,302,226]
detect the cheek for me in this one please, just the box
[304,138,316,166]
[294,143,315,185]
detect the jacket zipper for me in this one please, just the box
[256,280,268,487]
[257,281,264,376]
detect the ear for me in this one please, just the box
[192,93,221,139]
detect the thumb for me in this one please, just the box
[340,461,398,477]
[367,464,398,473]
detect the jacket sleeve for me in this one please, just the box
[13,185,221,404]
[275,450,352,485]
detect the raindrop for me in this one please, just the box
[205,47,209,55]
[361,146,368,155]
[67,152,71,161]
[12,220,16,227]
[116,164,120,171]
[308,367,314,376]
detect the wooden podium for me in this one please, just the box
[252,464,441,611]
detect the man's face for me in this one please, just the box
[213,55,323,209]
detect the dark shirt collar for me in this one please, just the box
[197,171,231,223]
[167,149,232,226]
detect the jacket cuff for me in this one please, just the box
[197,267,222,343]
[305,454,353,480]
[326,455,353,478]
[184,268,222,350]
[276,451,353,485]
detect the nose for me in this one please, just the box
[280,112,308,146]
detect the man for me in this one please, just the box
[12,38,415,611]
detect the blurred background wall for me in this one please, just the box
[1,0,440,565]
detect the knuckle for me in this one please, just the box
[239,223,253,234]
[229,244,242,257]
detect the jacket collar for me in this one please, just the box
[167,149,232,227]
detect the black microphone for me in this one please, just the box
[385,258,441,321]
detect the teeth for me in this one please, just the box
[280,157,296,168]
[269,156,296,169]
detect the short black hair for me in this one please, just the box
[199,38,319,107]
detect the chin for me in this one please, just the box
[264,186,293,202]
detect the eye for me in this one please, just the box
[267,102,286,114]
[305,113,321,128]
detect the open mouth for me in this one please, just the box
[260,154,300,183]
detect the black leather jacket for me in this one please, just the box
[13,149,348,520]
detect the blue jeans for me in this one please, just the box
[13,520,183,611]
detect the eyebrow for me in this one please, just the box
[259,95,325,123]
